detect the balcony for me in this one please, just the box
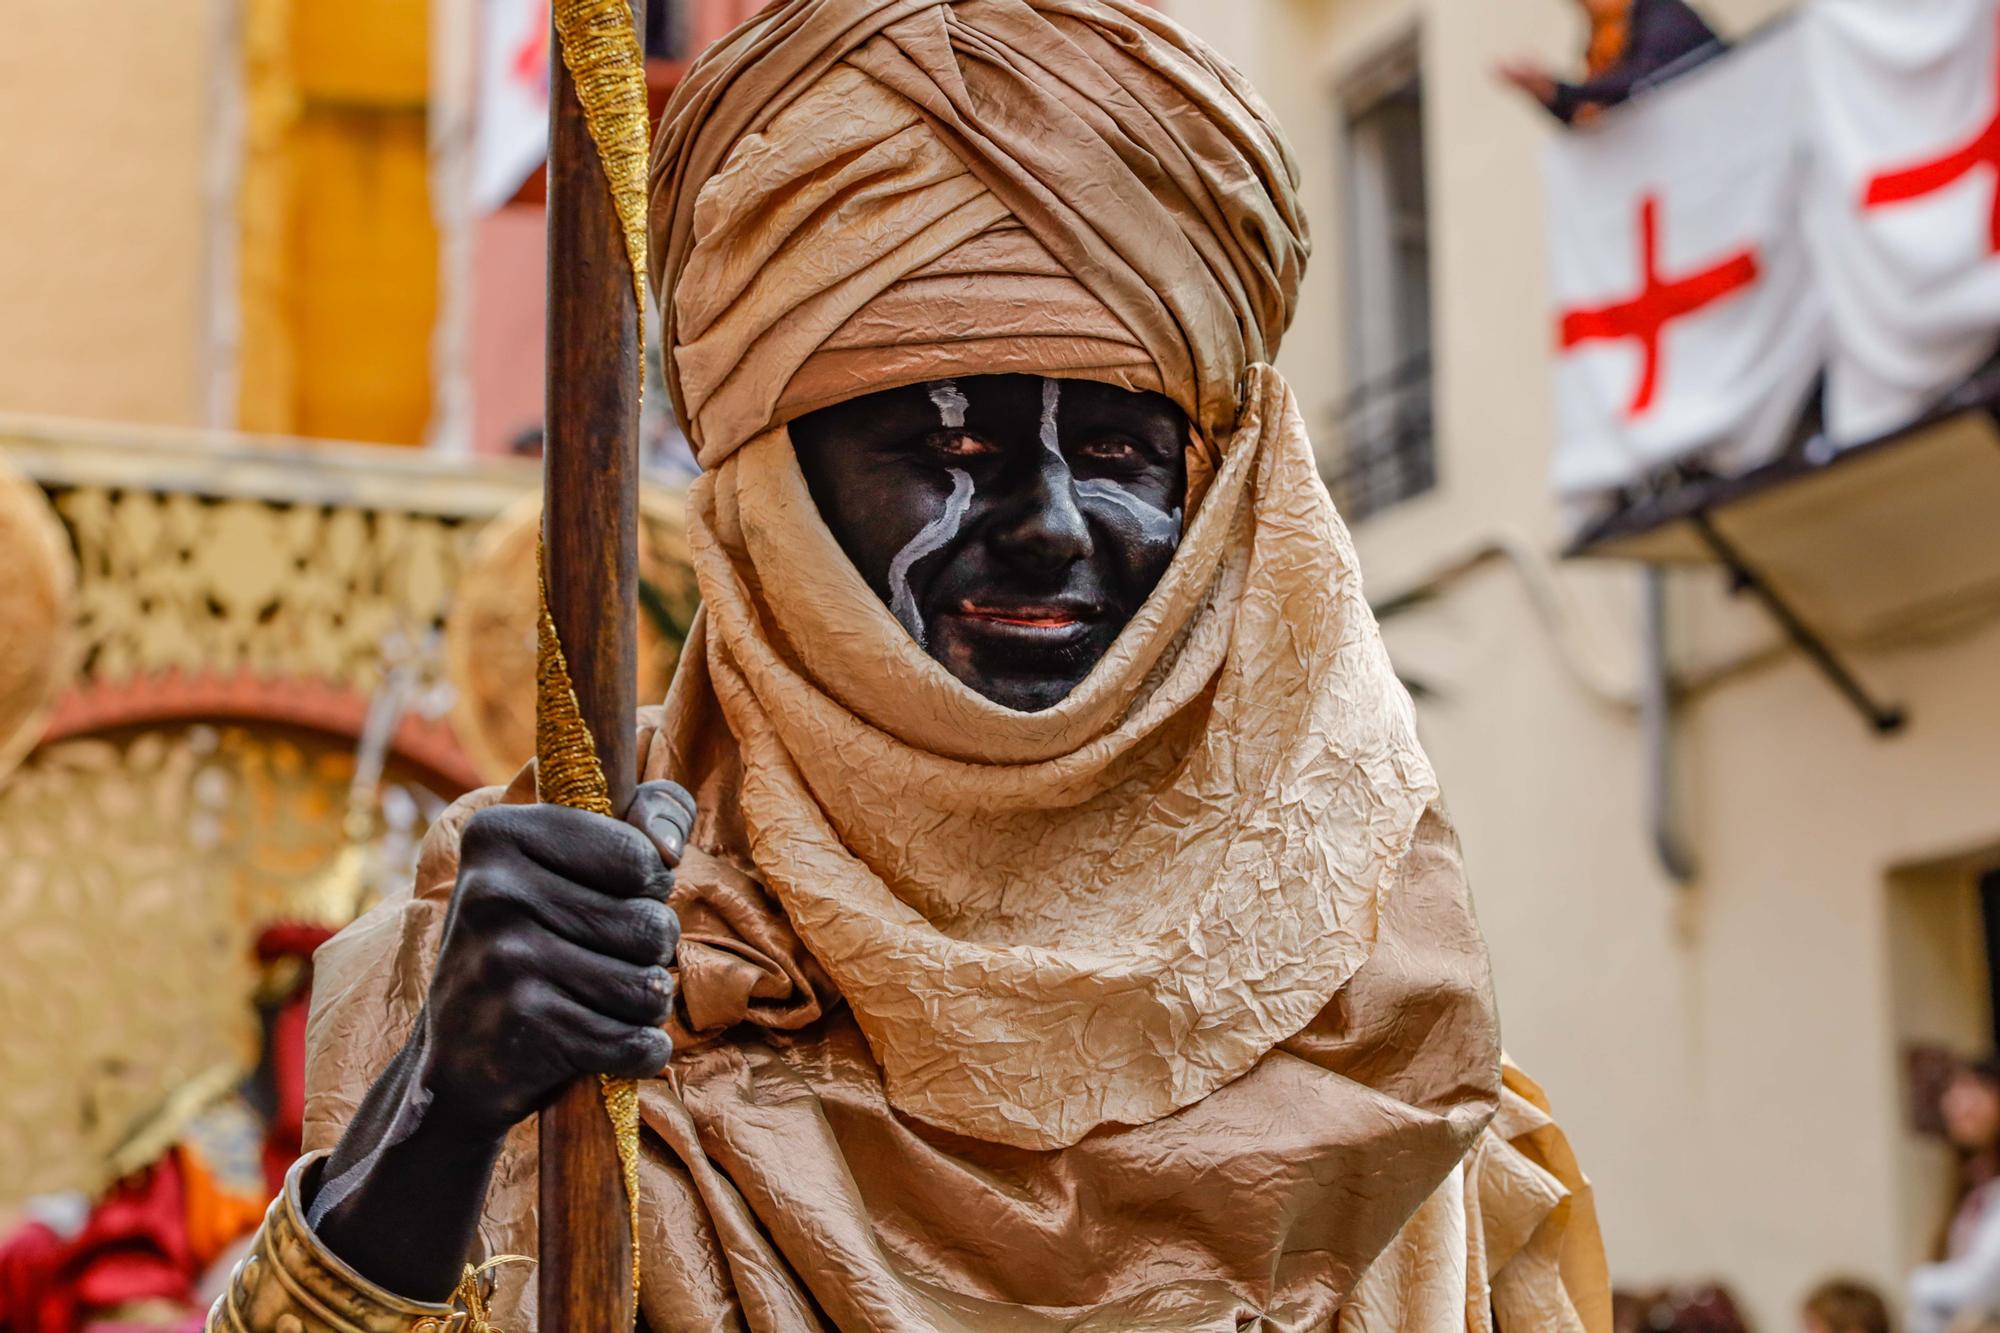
[1542,9,2000,732]
[1325,353,1436,524]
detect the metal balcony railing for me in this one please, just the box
[1324,351,1436,523]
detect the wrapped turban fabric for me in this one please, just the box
[302,1,1610,1328]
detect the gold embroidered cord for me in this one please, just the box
[552,0,652,332]
[534,557,614,821]
[536,552,642,1296]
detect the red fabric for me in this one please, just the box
[67,1162,193,1313]
[1862,10,2000,253]
[1559,193,1761,417]
[253,920,327,1196]
[0,1160,194,1333]
[252,923,334,967]
[262,989,312,1198]
[0,1222,71,1333]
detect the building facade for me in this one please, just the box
[0,0,442,444]
[1161,0,2000,1325]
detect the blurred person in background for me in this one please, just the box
[1910,1062,2000,1333]
[0,926,331,1332]
[1495,0,1724,125]
[1802,1277,1893,1333]
[1613,1283,1753,1333]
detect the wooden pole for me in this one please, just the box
[538,3,643,1328]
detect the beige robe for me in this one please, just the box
[302,718,1608,1332]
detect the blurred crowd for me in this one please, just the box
[1908,1061,2000,1333]
[1605,1061,2000,1333]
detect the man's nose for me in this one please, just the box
[989,449,1093,573]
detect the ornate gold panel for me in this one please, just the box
[0,423,696,1202]
[55,488,467,698]
[0,725,441,1205]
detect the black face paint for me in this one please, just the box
[886,466,974,646]
[790,373,1189,713]
[1073,480,1181,556]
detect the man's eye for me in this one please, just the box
[1080,437,1141,462]
[924,431,999,458]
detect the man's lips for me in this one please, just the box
[940,598,1107,651]
[953,599,1102,627]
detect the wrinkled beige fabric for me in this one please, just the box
[308,725,1606,1331]
[312,728,1512,1328]
[300,0,1611,1327]
[1343,1067,1611,1333]
[649,0,1305,464]
[673,365,1439,1149]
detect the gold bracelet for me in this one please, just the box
[206,1152,520,1333]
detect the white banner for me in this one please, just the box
[470,0,552,214]
[1543,23,1825,501]
[1804,0,2000,443]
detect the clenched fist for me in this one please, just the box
[308,780,695,1301]
[419,783,692,1139]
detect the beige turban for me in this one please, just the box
[649,0,1306,465]
[305,3,1608,1327]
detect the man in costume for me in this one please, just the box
[210,1,1609,1329]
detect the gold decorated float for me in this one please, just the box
[0,415,695,1205]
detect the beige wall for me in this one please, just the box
[1164,0,2000,1326]
[0,1,221,426]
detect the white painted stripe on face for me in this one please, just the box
[928,379,969,430]
[887,467,975,647]
[1039,377,1063,461]
[1074,479,1182,551]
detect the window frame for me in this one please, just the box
[1330,31,1438,524]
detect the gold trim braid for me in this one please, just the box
[535,555,643,1299]
[552,0,651,329]
[533,555,616,821]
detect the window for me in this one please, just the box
[1331,46,1435,521]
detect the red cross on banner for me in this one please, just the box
[1861,10,2000,253]
[1557,194,1763,419]
[512,0,554,93]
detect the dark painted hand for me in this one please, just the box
[308,780,694,1301]
[420,782,693,1142]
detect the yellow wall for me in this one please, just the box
[1164,0,2000,1326]
[0,0,438,444]
[238,0,436,444]
[0,1,217,425]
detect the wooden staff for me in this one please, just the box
[538,2,643,1327]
